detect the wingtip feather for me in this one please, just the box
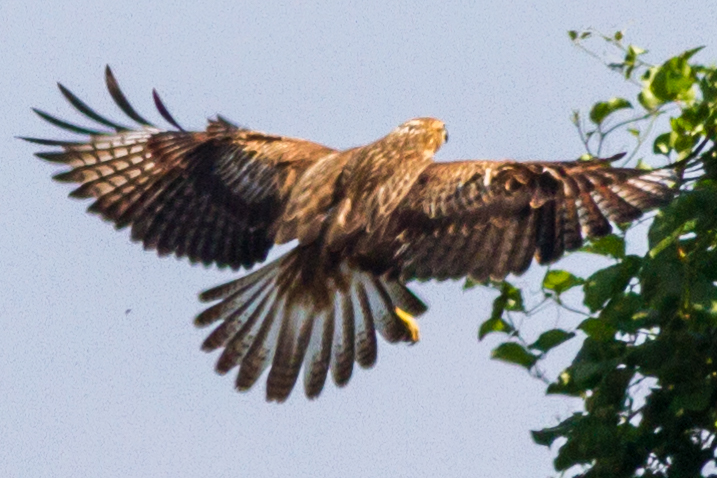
[104,65,154,127]
[152,88,185,131]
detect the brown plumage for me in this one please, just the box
[26,67,677,402]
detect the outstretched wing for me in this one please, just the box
[359,155,676,282]
[24,66,336,269]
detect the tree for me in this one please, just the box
[477,31,717,477]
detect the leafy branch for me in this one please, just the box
[475,32,717,477]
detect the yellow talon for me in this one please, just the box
[395,306,420,343]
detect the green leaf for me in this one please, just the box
[478,282,525,339]
[638,86,661,111]
[578,318,616,341]
[531,414,582,447]
[627,44,646,57]
[640,253,684,311]
[647,190,717,248]
[568,30,578,41]
[501,282,524,312]
[554,421,621,471]
[674,132,698,158]
[624,44,646,79]
[682,45,705,61]
[581,234,626,259]
[653,132,672,155]
[599,292,645,332]
[650,53,697,102]
[570,361,616,390]
[589,98,633,125]
[531,428,560,447]
[671,385,712,412]
[530,329,576,353]
[542,270,584,295]
[583,256,642,312]
[546,371,582,397]
[478,317,514,340]
[491,342,538,369]
[488,281,524,316]
[463,277,479,290]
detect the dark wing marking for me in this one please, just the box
[27,66,336,269]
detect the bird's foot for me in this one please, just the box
[394,307,420,343]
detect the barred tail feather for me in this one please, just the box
[196,247,427,402]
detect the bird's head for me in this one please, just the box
[394,117,448,154]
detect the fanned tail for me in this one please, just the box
[195,246,427,402]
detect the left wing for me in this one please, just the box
[24,67,336,269]
[357,156,676,282]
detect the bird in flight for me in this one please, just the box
[26,67,676,402]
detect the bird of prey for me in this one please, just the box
[25,67,676,402]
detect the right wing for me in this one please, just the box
[24,66,336,269]
[359,156,677,282]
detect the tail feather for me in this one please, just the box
[215,288,277,374]
[382,281,429,316]
[331,295,356,387]
[235,296,284,391]
[199,278,273,351]
[197,247,427,402]
[353,281,380,368]
[303,308,335,398]
[198,261,279,305]
[266,305,315,401]
[366,276,415,342]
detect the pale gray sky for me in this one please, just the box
[2,2,715,477]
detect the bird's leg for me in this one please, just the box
[394,307,420,343]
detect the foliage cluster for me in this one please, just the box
[478,31,717,477]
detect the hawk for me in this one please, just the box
[26,67,676,402]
